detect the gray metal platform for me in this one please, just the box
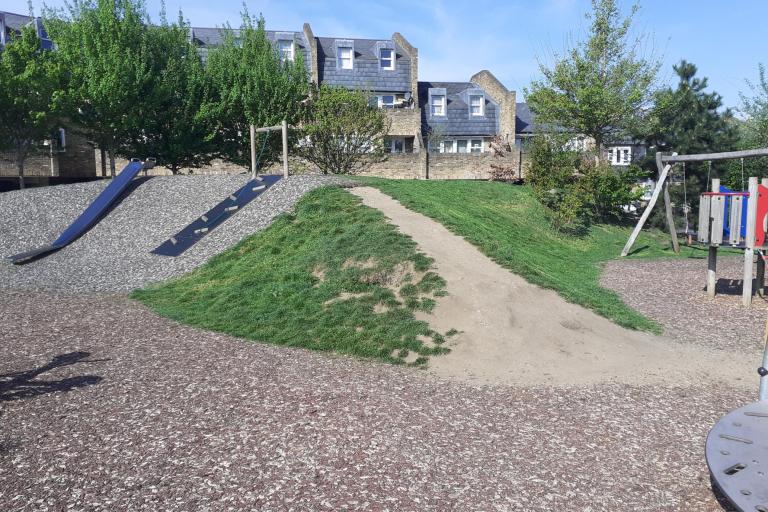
[706,400,768,511]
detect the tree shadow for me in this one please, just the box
[705,278,768,297]
[0,351,106,402]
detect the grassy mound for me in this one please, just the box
[132,186,451,364]
[357,178,698,333]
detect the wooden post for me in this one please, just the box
[620,152,677,257]
[250,124,257,180]
[659,152,680,254]
[707,178,720,297]
[744,177,759,306]
[281,119,289,178]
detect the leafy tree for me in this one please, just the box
[296,85,390,175]
[45,0,154,176]
[0,24,66,189]
[741,63,768,147]
[641,60,737,228]
[122,15,213,174]
[201,11,308,168]
[525,0,659,153]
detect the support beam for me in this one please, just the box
[620,152,677,257]
[250,124,257,180]
[661,147,768,163]
[282,119,289,178]
[659,152,680,254]
[707,178,720,297]
[744,177,759,306]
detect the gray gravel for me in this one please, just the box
[0,174,352,292]
[601,256,768,351]
[0,290,744,511]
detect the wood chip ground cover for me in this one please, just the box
[132,186,450,364]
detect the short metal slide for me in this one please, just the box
[151,175,282,257]
[8,160,146,264]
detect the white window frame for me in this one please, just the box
[337,46,353,70]
[277,39,294,63]
[469,94,484,116]
[457,140,468,154]
[608,146,632,166]
[431,94,446,116]
[470,139,483,153]
[437,138,485,154]
[380,48,395,70]
[379,95,395,109]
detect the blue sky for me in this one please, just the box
[8,0,766,110]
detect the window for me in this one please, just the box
[608,146,632,166]
[441,140,455,153]
[277,40,294,62]
[469,95,484,116]
[431,94,446,116]
[457,140,468,153]
[380,95,395,109]
[470,139,483,153]
[385,137,405,153]
[337,47,353,69]
[380,48,394,70]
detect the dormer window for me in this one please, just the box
[380,48,394,70]
[337,46,353,69]
[277,40,294,63]
[469,94,484,116]
[431,95,446,116]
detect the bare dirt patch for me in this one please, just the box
[351,187,761,389]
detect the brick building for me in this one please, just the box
[1,11,519,180]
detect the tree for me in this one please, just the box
[525,0,659,153]
[0,24,66,189]
[122,15,213,174]
[201,11,308,168]
[45,0,154,176]
[741,63,768,148]
[296,85,390,175]
[641,61,737,227]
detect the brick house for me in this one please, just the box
[1,11,518,180]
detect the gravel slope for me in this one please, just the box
[0,290,743,511]
[0,174,350,292]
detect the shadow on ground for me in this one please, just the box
[0,351,105,402]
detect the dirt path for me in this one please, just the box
[350,187,761,389]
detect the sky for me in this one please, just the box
[7,0,767,110]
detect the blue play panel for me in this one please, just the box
[151,175,282,257]
[8,161,144,264]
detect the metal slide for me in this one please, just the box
[151,175,282,257]
[8,160,147,264]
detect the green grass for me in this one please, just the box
[356,178,714,333]
[132,186,450,364]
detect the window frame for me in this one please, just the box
[608,146,632,166]
[277,39,294,63]
[470,139,483,153]
[379,95,395,109]
[431,94,446,116]
[379,48,395,70]
[337,46,353,70]
[469,94,484,116]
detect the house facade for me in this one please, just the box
[1,11,518,181]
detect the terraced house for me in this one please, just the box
[1,11,519,180]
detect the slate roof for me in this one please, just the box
[315,37,411,93]
[516,102,534,135]
[1,11,54,49]
[418,81,499,137]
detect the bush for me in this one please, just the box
[525,134,643,231]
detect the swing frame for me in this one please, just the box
[249,120,290,180]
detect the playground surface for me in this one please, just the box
[0,174,350,291]
[0,289,748,511]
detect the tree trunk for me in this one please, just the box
[16,153,25,190]
[100,147,107,177]
[109,152,116,177]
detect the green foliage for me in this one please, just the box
[200,11,308,167]
[730,63,768,184]
[358,178,687,332]
[525,135,641,231]
[641,60,738,227]
[45,0,154,175]
[525,0,659,150]
[296,85,390,174]
[122,15,213,173]
[133,187,449,364]
[0,24,66,188]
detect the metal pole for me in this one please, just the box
[760,317,768,401]
[250,124,257,180]
[282,119,289,178]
